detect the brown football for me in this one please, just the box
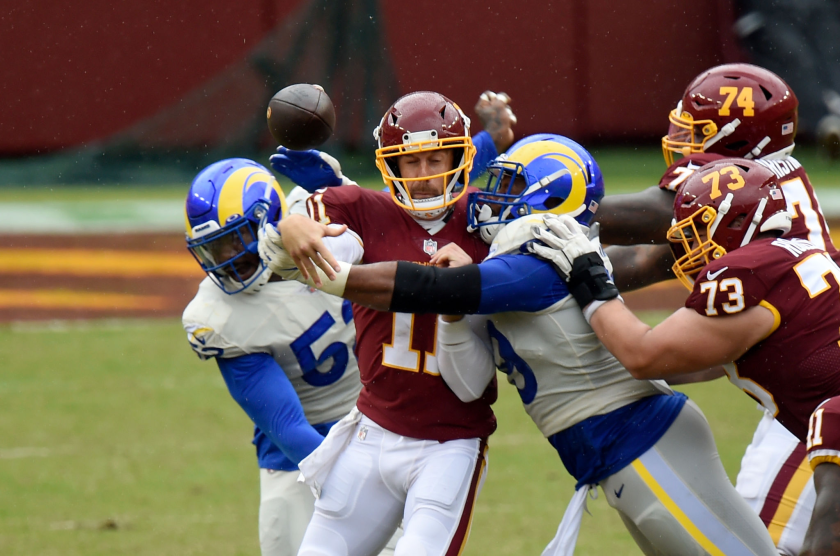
[266,84,336,150]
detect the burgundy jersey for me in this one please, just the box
[685,237,840,441]
[660,154,836,253]
[308,186,496,441]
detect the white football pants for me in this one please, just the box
[735,410,815,556]
[259,468,401,556]
[297,415,488,556]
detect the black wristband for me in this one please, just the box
[390,261,482,315]
[567,253,620,308]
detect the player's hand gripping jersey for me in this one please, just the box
[685,237,840,450]
[308,185,497,441]
[183,277,361,469]
[660,153,836,252]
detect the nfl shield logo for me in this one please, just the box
[423,239,438,256]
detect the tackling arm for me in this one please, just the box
[595,186,675,245]
[588,301,775,379]
[342,254,567,315]
[216,353,325,465]
[606,243,675,292]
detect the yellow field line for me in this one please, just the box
[0,249,203,278]
[0,289,171,310]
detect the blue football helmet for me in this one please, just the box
[467,135,605,243]
[185,158,287,294]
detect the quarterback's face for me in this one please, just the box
[396,149,455,199]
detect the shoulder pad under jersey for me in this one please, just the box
[182,280,247,360]
[486,215,549,260]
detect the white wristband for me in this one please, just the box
[582,295,623,325]
[305,261,352,297]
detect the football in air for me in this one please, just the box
[266,84,336,150]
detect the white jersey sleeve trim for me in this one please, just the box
[437,315,495,402]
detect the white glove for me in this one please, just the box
[258,223,303,281]
[257,222,352,296]
[528,215,599,279]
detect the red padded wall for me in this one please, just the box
[1,0,738,154]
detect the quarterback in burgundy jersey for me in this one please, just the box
[535,159,840,556]
[304,183,495,441]
[262,91,510,556]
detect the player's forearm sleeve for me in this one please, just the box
[390,261,483,315]
[476,255,570,314]
[216,353,324,464]
[470,130,498,182]
[438,316,496,402]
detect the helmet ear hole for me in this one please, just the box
[544,197,564,210]
[727,214,747,229]
[759,84,772,100]
[723,140,749,152]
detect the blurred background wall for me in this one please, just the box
[1,0,837,183]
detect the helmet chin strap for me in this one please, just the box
[744,136,771,160]
[222,265,272,295]
[704,118,741,151]
[740,197,768,247]
[709,193,734,240]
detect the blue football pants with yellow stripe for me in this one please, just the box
[599,399,777,556]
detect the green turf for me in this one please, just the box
[0,315,763,555]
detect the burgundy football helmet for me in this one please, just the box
[374,91,476,219]
[667,159,791,289]
[662,64,798,166]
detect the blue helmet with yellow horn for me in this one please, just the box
[185,158,287,294]
[467,134,605,243]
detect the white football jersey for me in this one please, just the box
[183,277,360,425]
[486,296,670,437]
[480,214,671,437]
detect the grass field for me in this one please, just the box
[1,143,827,554]
[0,317,765,556]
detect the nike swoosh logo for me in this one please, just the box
[706,267,729,281]
[614,484,624,498]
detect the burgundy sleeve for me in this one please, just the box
[684,259,770,317]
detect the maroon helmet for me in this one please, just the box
[373,91,476,219]
[662,64,798,165]
[667,159,791,288]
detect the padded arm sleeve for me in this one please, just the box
[437,316,496,402]
[216,353,324,465]
[470,130,499,182]
[390,262,483,314]
[390,255,569,315]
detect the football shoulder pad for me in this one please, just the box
[182,281,247,360]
